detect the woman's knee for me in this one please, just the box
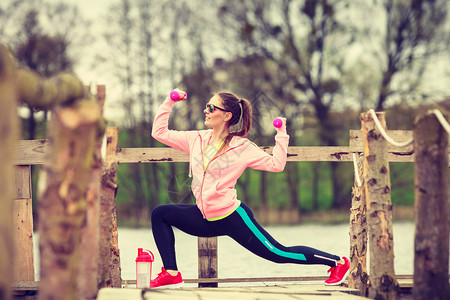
[151,204,170,221]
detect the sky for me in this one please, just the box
[66,0,113,79]
[65,0,123,120]
[5,0,450,122]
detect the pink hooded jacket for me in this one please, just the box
[151,98,290,219]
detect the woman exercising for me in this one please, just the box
[150,90,349,288]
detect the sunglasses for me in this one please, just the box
[205,104,230,113]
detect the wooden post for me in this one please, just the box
[99,127,122,288]
[38,98,102,300]
[0,44,19,300]
[78,86,105,299]
[13,166,35,282]
[413,112,449,299]
[361,111,398,299]
[198,237,218,287]
[348,153,368,296]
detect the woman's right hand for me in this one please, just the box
[170,89,187,102]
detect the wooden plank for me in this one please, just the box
[350,129,450,165]
[278,146,355,162]
[96,85,106,115]
[116,146,358,163]
[187,276,328,284]
[16,142,418,164]
[15,165,31,199]
[16,140,49,165]
[120,274,416,285]
[116,146,423,163]
[12,281,39,291]
[12,142,400,164]
[99,127,122,288]
[9,275,422,289]
[350,130,415,151]
[351,129,450,152]
[17,133,450,165]
[13,166,34,282]
[18,141,367,164]
[100,286,361,299]
[13,197,34,282]
[198,237,218,287]
[117,147,189,163]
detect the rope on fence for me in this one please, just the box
[429,109,450,135]
[352,153,363,187]
[358,109,449,189]
[369,109,449,146]
[368,109,414,147]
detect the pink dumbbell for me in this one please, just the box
[273,117,283,128]
[170,90,187,101]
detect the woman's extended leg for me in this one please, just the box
[216,203,341,267]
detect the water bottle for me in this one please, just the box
[135,248,154,288]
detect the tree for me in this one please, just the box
[14,9,72,139]
[1,0,91,140]
[375,0,449,109]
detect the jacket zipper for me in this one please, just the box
[199,134,206,217]
[199,141,244,219]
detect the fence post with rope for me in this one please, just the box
[413,111,449,300]
[361,111,399,299]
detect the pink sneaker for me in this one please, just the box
[324,256,350,286]
[150,267,184,289]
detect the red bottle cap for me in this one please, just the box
[135,248,154,262]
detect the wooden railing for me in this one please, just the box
[19,130,444,166]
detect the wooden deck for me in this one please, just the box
[97,283,364,300]
[13,278,417,299]
[97,279,417,300]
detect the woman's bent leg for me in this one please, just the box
[151,204,217,270]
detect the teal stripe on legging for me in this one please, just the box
[236,206,306,261]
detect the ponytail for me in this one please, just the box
[218,93,253,148]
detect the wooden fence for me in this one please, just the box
[14,118,449,297]
[14,109,450,298]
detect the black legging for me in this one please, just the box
[151,203,340,270]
